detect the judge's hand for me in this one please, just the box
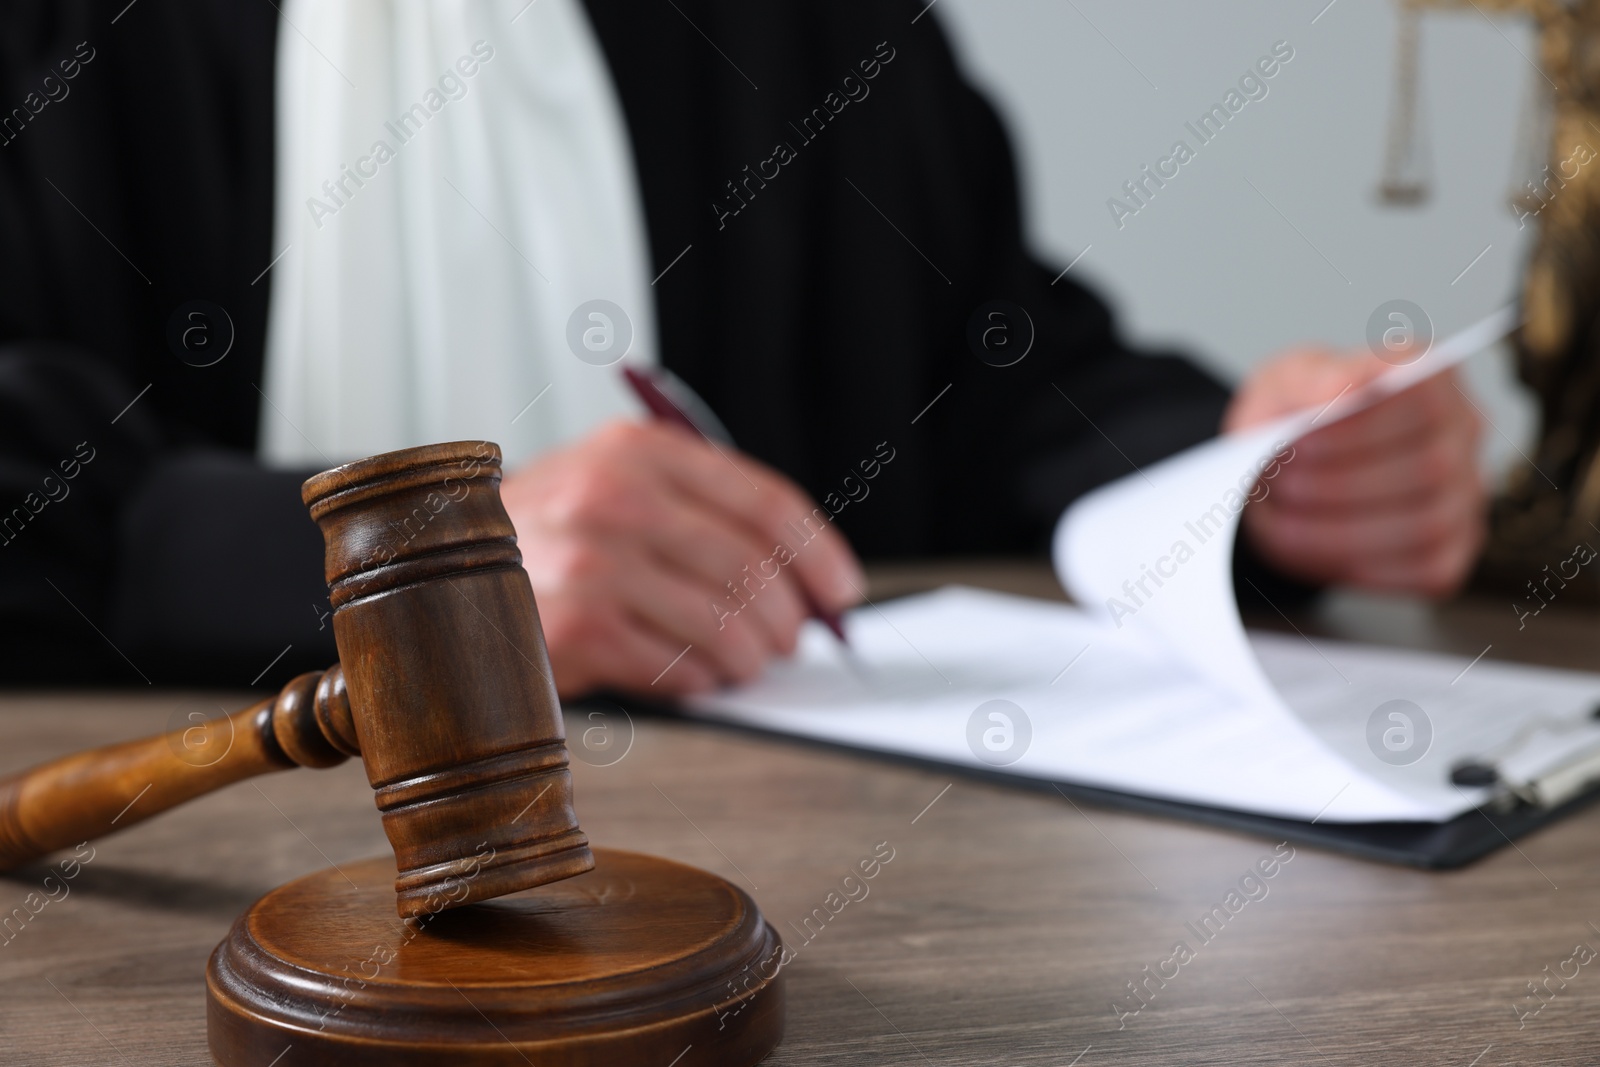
[1224,349,1485,597]
[500,420,864,698]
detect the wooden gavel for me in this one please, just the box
[0,441,594,917]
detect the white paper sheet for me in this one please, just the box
[688,587,1600,821]
[687,307,1600,824]
[1252,630,1600,817]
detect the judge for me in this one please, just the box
[0,1,1481,694]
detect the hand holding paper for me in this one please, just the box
[1055,307,1515,723]
[1226,347,1486,596]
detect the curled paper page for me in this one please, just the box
[1052,308,1517,820]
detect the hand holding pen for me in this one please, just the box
[621,364,864,659]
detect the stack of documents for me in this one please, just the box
[688,309,1600,826]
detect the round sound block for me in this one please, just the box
[207,849,784,1066]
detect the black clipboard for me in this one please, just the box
[598,698,1600,869]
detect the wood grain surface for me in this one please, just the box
[3,561,1600,1066]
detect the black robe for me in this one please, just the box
[0,0,1252,687]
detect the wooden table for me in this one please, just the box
[4,561,1600,1065]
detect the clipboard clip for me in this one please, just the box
[1451,704,1600,810]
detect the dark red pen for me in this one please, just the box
[621,365,854,649]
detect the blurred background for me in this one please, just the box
[939,0,1540,480]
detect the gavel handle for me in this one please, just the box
[0,667,359,871]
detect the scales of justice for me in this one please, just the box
[1379,0,1600,598]
[0,442,785,1065]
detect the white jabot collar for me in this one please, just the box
[260,0,657,469]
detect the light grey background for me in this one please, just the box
[937,0,1545,478]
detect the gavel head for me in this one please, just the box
[301,441,594,917]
